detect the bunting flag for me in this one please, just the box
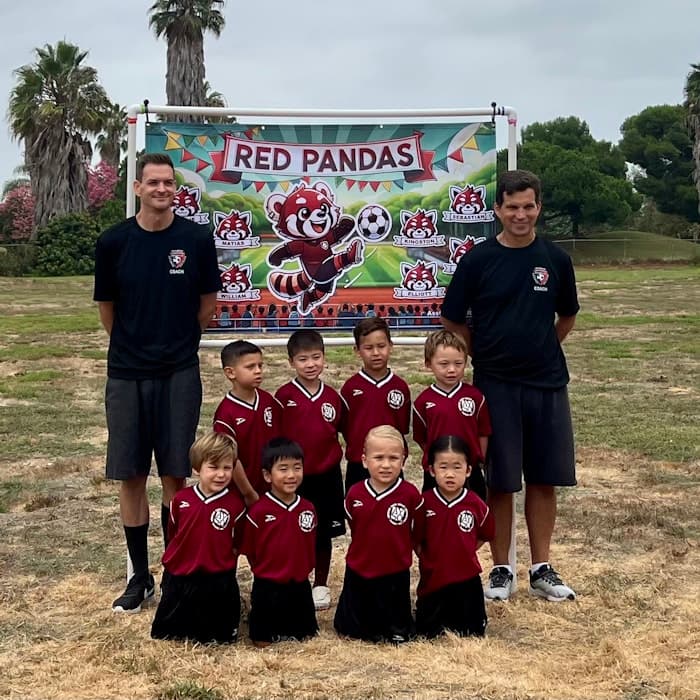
[195,159,209,173]
[164,132,182,150]
[197,135,209,146]
[254,181,266,192]
[181,150,195,163]
[183,135,196,147]
[280,181,290,192]
[382,181,392,192]
[369,182,380,192]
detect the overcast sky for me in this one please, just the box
[1,0,698,188]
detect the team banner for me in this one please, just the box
[146,121,496,321]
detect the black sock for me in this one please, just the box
[124,523,149,581]
[161,504,170,548]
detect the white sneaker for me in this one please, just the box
[312,585,331,610]
[529,564,576,602]
[484,566,513,601]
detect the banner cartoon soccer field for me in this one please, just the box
[146,121,496,316]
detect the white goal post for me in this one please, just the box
[124,103,520,591]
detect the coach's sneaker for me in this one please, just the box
[529,564,576,602]
[112,573,155,613]
[312,585,331,611]
[484,566,514,601]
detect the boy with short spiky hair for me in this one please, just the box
[340,317,411,491]
[413,330,490,497]
[275,329,346,611]
[213,340,282,497]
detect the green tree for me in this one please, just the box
[684,64,700,222]
[8,41,110,236]
[148,0,226,123]
[96,102,127,167]
[619,105,698,222]
[500,117,640,236]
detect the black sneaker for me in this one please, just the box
[112,573,155,613]
[484,566,514,601]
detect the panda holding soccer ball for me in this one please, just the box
[356,204,393,242]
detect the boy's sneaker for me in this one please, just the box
[484,566,514,601]
[312,585,331,611]
[529,564,576,602]
[112,573,155,613]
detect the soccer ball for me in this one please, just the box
[356,204,392,242]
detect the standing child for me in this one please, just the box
[151,432,245,643]
[413,330,491,498]
[340,318,412,491]
[275,329,346,611]
[414,435,495,638]
[334,426,423,643]
[242,438,318,646]
[213,340,283,497]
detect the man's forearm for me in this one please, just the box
[555,314,576,343]
[440,316,473,356]
[198,292,218,331]
[98,301,114,336]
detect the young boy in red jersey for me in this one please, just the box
[213,340,282,498]
[242,438,318,646]
[151,432,245,643]
[340,317,411,491]
[334,425,423,643]
[414,435,495,638]
[413,330,491,498]
[275,329,346,611]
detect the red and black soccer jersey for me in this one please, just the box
[274,379,345,476]
[344,478,423,578]
[414,487,495,598]
[162,484,246,576]
[241,492,317,583]
[213,389,283,494]
[340,370,412,462]
[412,382,492,470]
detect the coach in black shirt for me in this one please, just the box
[441,170,579,603]
[94,153,221,612]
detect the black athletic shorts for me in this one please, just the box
[248,577,318,643]
[334,566,414,643]
[474,374,576,493]
[415,575,487,638]
[297,464,346,547]
[151,568,240,644]
[105,364,201,480]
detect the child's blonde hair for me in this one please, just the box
[424,329,468,363]
[189,431,238,472]
[364,424,405,451]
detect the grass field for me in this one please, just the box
[0,267,698,700]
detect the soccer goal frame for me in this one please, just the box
[124,102,521,591]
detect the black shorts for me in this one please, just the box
[105,364,201,480]
[248,577,318,643]
[334,566,414,643]
[297,465,346,547]
[421,466,487,501]
[416,575,487,638]
[474,374,576,493]
[151,568,240,644]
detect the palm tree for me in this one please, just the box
[8,41,110,235]
[685,63,700,221]
[96,102,127,167]
[148,0,226,123]
[203,80,236,124]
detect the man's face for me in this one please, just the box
[134,163,177,214]
[494,188,541,241]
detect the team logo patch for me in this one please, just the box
[352,499,364,508]
[387,389,405,409]
[532,267,549,286]
[386,502,409,526]
[168,249,187,275]
[263,407,273,427]
[457,509,475,533]
[298,510,316,532]
[210,508,230,531]
[352,389,363,397]
[458,397,476,416]
[321,402,337,422]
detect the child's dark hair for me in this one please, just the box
[353,316,392,346]
[221,340,262,368]
[262,437,304,471]
[287,329,324,360]
[427,435,472,467]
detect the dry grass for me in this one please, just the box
[0,268,698,700]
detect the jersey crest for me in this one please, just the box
[210,507,231,531]
[387,502,409,526]
[457,509,475,533]
[298,509,316,532]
